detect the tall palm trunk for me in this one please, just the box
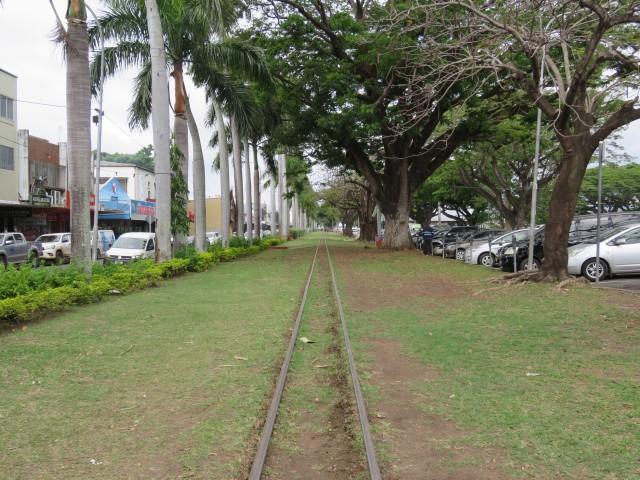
[172,60,189,248]
[243,137,252,240]
[252,141,260,240]
[66,1,92,267]
[270,177,276,235]
[186,99,206,252]
[231,115,244,238]
[214,99,230,246]
[145,0,172,261]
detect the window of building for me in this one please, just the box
[0,96,15,120]
[0,145,14,170]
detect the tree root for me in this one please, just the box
[555,276,590,290]
[475,271,588,295]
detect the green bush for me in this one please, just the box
[289,229,306,239]
[0,239,286,324]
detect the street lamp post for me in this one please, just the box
[527,43,546,271]
[87,4,105,262]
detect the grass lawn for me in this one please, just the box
[1,232,638,479]
[331,238,640,479]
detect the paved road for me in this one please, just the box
[593,275,640,293]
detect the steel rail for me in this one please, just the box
[248,240,321,480]
[324,239,382,480]
[248,238,382,479]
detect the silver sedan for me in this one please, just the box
[567,223,640,281]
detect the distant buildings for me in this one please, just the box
[0,68,156,239]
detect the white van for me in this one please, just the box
[94,230,116,259]
[106,232,156,263]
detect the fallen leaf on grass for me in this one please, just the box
[234,355,247,361]
[299,337,314,344]
[525,372,540,377]
[314,364,330,368]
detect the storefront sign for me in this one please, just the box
[31,195,52,207]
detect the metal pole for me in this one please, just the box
[512,234,517,273]
[595,142,604,284]
[87,4,104,262]
[528,44,546,270]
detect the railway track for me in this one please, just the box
[248,238,382,480]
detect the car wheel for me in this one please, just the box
[519,258,540,271]
[0,255,7,268]
[581,258,609,282]
[55,250,64,264]
[456,249,465,261]
[478,252,492,266]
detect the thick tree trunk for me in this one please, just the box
[360,218,377,242]
[377,160,412,249]
[67,12,92,267]
[540,143,590,279]
[214,100,230,247]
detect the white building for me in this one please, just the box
[99,161,155,202]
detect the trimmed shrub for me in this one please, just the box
[0,239,288,324]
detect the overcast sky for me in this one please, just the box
[0,1,638,198]
[0,0,226,198]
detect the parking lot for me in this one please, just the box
[593,275,640,293]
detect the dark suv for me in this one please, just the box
[498,212,640,272]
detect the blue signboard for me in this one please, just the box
[98,177,130,219]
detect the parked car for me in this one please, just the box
[0,232,43,268]
[36,232,71,264]
[206,231,221,243]
[498,212,640,272]
[444,229,506,260]
[568,223,640,281]
[432,226,481,256]
[106,232,156,264]
[187,231,221,247]
[464,228,532,266]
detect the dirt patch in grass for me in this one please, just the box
[331,245,515,478]
[332,248,466,312]
[368,337,513,479]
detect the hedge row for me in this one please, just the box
[0,236,284,324]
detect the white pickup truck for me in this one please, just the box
[0,232,43,268]
[35,232,71,264]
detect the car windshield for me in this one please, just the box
[37,234,62,243]
[112,237,147,249]
[583,225,635,244]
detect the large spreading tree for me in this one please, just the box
[422,0,640,279]
[248,0,502,249]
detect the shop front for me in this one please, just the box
[97,178,155,237]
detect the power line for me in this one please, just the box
[0,134,27,148]
[103,114,149,151]
[15,98,65,108]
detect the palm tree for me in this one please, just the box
[91,0,272,251]
[143,0,172,260]
[243,136,252,240]
[64,0,93,266]
[195,56,273,247]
